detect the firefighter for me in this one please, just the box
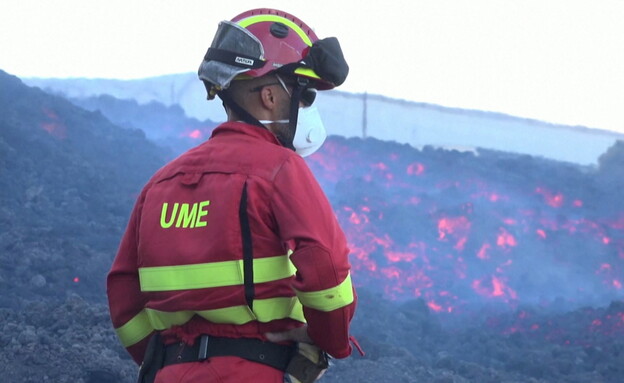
[107,8,357,383]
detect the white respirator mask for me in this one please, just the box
[291,105,327,157]
[261,106,326,157]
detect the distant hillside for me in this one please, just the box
[0,69,166,302]
[68,94,217,156]
[25,73,624,165]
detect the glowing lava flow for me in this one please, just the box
[179,125,216,141]
[40,108,67,139]
[306,137,624,312]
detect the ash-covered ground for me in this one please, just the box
[1,293,622,382]
[1,69,623,382]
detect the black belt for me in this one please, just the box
[162,335,295,372]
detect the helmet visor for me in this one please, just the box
[198,20,266,90]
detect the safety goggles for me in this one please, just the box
[250,75,318,107]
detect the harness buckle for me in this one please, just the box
[198,335,210,361]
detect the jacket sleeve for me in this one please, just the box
[106,189,154,364]
[271,155,357,358]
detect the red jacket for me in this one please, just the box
[107,122,356,364]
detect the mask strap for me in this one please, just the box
[274,74,292,97]
[283,77,308,151]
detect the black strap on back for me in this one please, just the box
[239,181,254,309]
[137,333,164,383]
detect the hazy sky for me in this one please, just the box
[1,0,623,134]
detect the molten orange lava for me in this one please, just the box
[385,251,417,263]
[371,162,388,171]
[40,108,67,139]
[427,301,442,312]
[381,266,401,279]
[496,228,517,248]
[535,187,565,208]
[406,162,425,176]
[437,216,471,241]
[472,276,517,300]
[188,129,202,139]
[477,243,491,260]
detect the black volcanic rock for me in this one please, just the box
[0,69,166,302]
[0,295,136,382]
[596,140,624,211]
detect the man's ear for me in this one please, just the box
[259,86,278,111]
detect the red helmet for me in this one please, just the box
[198,8,348,99]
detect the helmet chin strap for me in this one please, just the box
[282,77,309,151]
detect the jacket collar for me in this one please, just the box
[210,121,283,147]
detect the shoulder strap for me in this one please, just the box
[238,181,255,309]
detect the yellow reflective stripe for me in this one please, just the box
[238,15,313,46]
[115,310,153,348]
[296,273,354,312]
[116,297,306,348]
[143,296,305,328]
[197,305,255,324]
[287,297,306,322]
[294,67,321,80]
[146,309,194,329]
[139,255,295,292]
[254,256,297,283]
[139,260,242,291]
[253,297,305,323]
